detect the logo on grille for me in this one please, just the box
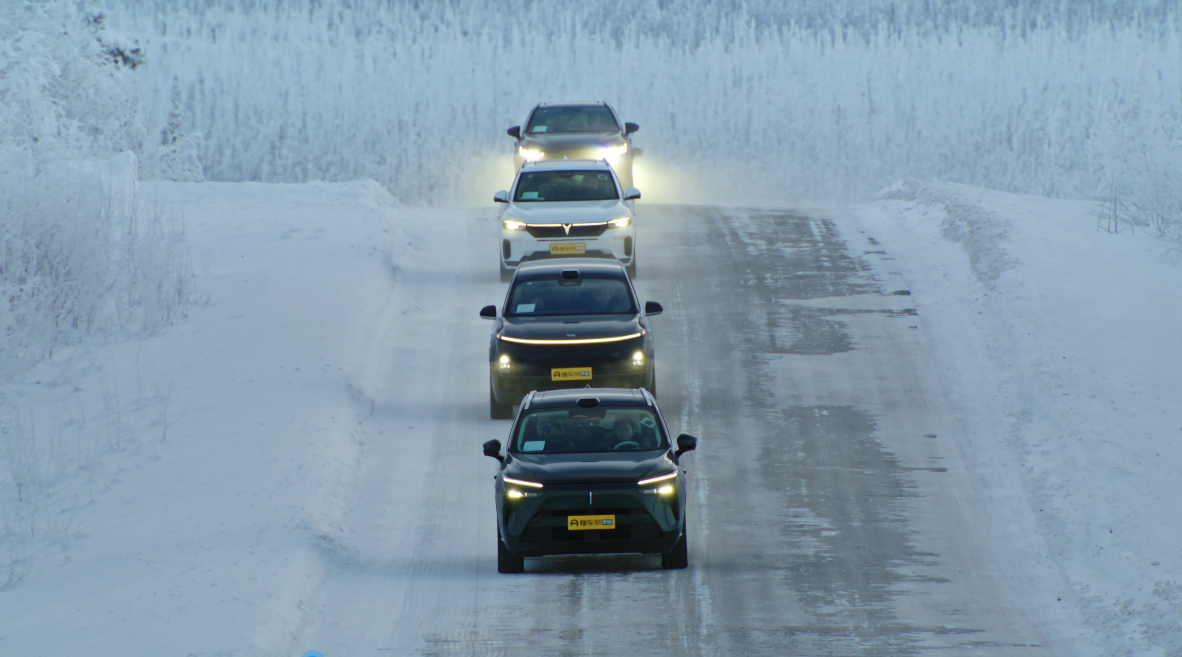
[562,224,572,235]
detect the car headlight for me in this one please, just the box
[601,143,628,159]
[503,219,526,231]
[506,489,540,499]
[518,147,544,161]
[609,217,631,228]
[632,350,645,366]
[499,354,511,369]
[640,484,676,496]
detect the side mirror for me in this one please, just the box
[623,187,641,201]
[675,434,697,457]
[480,305,497,319]
[483,439,504,462]
[624,122,639,135]
[493,190,510,204]
[507,126,521,139]
[644,301,663,316]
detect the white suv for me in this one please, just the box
[495,159,640,281]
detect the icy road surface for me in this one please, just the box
[301,205,1083,655]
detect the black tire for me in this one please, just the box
[490,374,514,420]
[662,522,688,569]
[497,528,524,574]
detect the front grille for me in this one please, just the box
[525,223,609,238]
[520,508,661,543]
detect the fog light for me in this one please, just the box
[499,354,511,369]
[632,351,645,366]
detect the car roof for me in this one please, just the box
[519,159,613,172]
[536,101,610,108]
[514,258,627,281]
[529,388,651,408]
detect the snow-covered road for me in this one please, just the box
[300,205,1084,655]
[5,181,1179,656]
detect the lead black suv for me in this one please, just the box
[482,388,698,573]
[480,258,662,419]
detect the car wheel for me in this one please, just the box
[497,527,524,574]
[662,521,688,569]
[490,374,514,419]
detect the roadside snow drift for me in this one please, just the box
[851,181,1182,655]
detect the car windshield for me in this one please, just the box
[512,407,667,454]
[527,106,618,134]
[506,276,635,316]
[514,170,619,202]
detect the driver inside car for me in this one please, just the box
[611,418,639,449]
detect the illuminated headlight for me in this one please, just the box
[609,217,631,229]
[518,147,544,161]
[641,484,676,496]
[600,143,628,159]
[632,350,645,366]
[507,489,540,499]
[503,219,526,231]
[499,354,511,369]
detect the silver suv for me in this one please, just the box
[507,101,640,187]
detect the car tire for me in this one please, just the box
[490,374,514,420]
[497,528,524,574]
[662,522,688,569]
[500,262,514,283]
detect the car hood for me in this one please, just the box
[521,132,623,148]
[503,201,629,224]
[499,314,642,343]
[506,450,676,485]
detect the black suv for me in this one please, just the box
[482,388,698,573]
[508,102,640,187]
[480,258,662,419]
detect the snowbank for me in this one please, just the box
[0,179,397,656]
[851,181,1182,655]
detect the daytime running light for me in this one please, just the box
[637,471,677,486]
[503,220,526,230]
[498,331,644,346]
[609,217,631,228]
[503,475,543,488]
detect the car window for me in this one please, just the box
[513,407,667,454]
[506,277,635,316]
[514,170,619,202]
[527,106,619,134]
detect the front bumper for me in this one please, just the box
[493,370,652,402]
[499,484,683,557]
[500,231,635,269]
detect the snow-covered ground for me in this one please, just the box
[1,177,1178,654]
[848,182,1182,654]
[0,180,403,655]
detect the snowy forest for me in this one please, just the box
[0,0,1178,398]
